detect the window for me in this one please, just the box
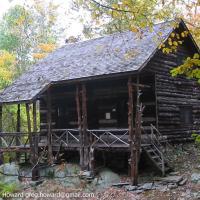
[180,106,193,125]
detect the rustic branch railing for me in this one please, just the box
[51,129,130,148]
[52,129,80,147]
[0,132,31,149]
[149,126,165,176]
[88,129,129,147]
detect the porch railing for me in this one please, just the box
[88,129,129,148]
[52,129,80,147]
[0,132,30,150]
[51,128,129,148]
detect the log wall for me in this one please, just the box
[144,38,200,140]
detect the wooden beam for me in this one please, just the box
[133,75,142,185]
[33,102,38,162]
[128,76,136,185]
[32,101,40,181]
[76,85,83,168]
[132,83,150,88]
[33,102,37,133]
[17,104,20,132]
[47,89,53,164]
[82,83,89,170]
[26,103,33,165]
[16,104,21,161]
[0,104,2,163]
[0,105,2,132]
[26,104,31,134]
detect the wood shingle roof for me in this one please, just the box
[0,21,176,103]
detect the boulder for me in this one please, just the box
[191,173,200,183]
[40,163,81,178]
[178,178,188,186]
[161,176,183,184]
[169,172,179,176]
[112,182,129,187]
[125,185,138,191]
[0,162,19,175]
[0,162,20,185]
[93,168,120,189]
[57,176,82,188]
[168,183,178,189]
[140,183,154,191]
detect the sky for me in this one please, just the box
[0,0,84,44]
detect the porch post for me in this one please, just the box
[0,105,2,149]
[16,104,21,161]
[0,105,3,164]
[81,84,90,170]
[26,103,33,164]
[134,75,142,185]
[33,102,37,133]
[0,105,2,133]
[76,85,83,168]
[32,101,40,180]
[47,88,53,164]
[33,101,38,160]
[17,104,21,132]
[128,76,137,186]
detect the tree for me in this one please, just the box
[0,1,59,77]
[75,0,200,82]
[74,0,178,37]
[0,1,60,132]
[0,50,15,89]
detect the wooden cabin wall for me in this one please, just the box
[144,38,200,141]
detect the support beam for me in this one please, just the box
[26,103,33,164]
[128,76,137,185]
[76,85,83,168]
[16,104,21,161]
[33,102,38,161]
[33,102,37,133]
[17,104,20,132]
[0,105,2,133]
[0,105,3,164]
[82,84,90,170]
[32,101,40,181]
[134,75,141,185]
[47,89,53,164]
[128,75,143,185]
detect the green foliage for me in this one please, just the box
[171,53,200,83]
[0,2,60,133]
[74,0,200,84]
[192,132,200,146]
[0,2,60,77]
[0,182,18,198]
[74,0,179,37]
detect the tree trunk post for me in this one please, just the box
[81,83,89,170]
[76,85,84,168]
[0,105,3,165]
[134,75,141,185]
[47,89,53,164]
[26,103,33,164]
[16,104,21,162]
[128,76,137,186]
[32,101,40,180]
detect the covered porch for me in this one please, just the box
[0,73,161,185]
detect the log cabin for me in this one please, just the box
[0,19,199,184]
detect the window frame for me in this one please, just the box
[179,105,193,126]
